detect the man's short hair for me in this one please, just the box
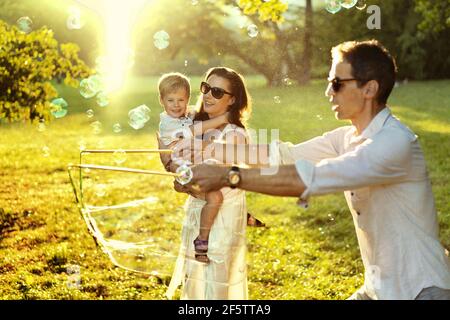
[158,72,190,98]
[332,40,398,104]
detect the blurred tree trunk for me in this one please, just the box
[296,0,312,85]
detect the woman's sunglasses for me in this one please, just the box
[328,77,361,92]
[200,81,233,99]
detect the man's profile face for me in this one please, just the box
[325,60,365,122]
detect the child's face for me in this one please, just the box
[160,88,189,118]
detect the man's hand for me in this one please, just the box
[187,163,229,193]
[174,180,204,198]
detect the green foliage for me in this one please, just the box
[0,19,92,123]
[414,0,450,34]
[237,0,288,22]
[314,0,450,80]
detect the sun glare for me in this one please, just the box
[76,0,151,92]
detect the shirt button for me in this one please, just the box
[357,211,361,216]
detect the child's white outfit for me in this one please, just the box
[159,112,193,145]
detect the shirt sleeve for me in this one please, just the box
[269,126,349,166]
[297,127,414,199]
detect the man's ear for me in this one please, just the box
[364,80,379,99]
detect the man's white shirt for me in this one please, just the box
[270,107,450,299]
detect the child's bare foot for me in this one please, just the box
[193,236,210,264]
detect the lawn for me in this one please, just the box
[0,76,449,299]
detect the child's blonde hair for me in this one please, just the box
[157,72,191,99]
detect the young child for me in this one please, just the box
[158,72,228,264]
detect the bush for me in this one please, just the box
[0,19,92,123]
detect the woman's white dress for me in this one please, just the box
[166,124,249,300]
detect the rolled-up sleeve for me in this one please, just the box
[269,126,349,166]
[297,128,414,199]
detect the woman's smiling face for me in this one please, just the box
[202,74,235,118]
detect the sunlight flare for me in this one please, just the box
[76,0,151,92]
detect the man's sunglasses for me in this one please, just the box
[328,77,362,92]
[200,81,233,99]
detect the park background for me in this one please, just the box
[0,0,449,299]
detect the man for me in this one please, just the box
[173,40,450,300]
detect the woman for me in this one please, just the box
[161,67,252,299]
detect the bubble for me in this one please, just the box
[66,6,84,30]
[112,123,122,133]
[96,91,109,107]
[80,75,103,99]
[113,149,127,165]
[94,183,107,197]
[184,60,188,67]
[191,0,198,5]
[16,17,33,33]
[325,0,342,14]
[355,0,366,10]
[50,98,68,118]
[128,104,150,130]
[37,120,46,132]
[78,139,86,151]
[247,24,259,38]
[273,96,281,104]
[86,109,94,118]
[79,79,97,99]
[153,30,170,50]
[175,164,193,185]
[282,77,293,86]
[42,146,50,157]
[90,121,102,135]
[316,114,323,120]
[340,0,358,9]
[88,75,103,93]
[96,139,105,149]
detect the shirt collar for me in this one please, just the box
[348,107,391,144]
[361,107,391,139]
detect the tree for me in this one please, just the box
[134,0,316,86]
[0,20,92,123]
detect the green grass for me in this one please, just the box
[0,76,449,300]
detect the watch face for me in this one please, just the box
[230,173,240,185]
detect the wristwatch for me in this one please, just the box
[227,166,241,189]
